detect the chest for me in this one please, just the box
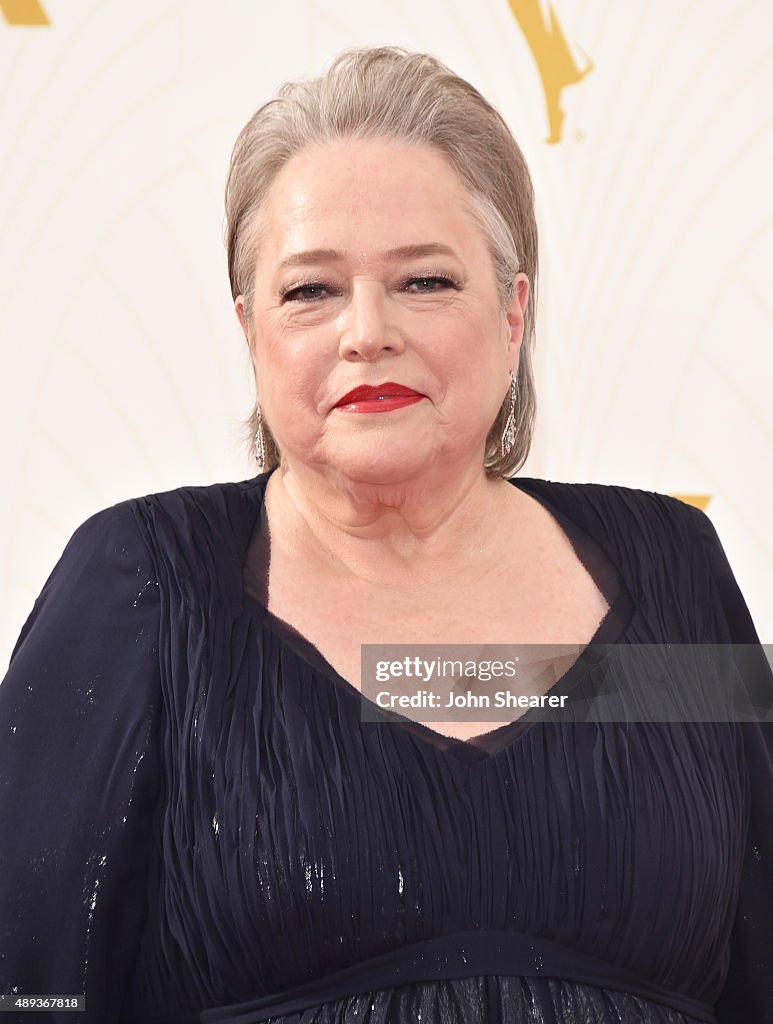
[265,529,611,741]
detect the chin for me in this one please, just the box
[329,447,434,485]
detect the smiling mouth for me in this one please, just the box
[334,383,426,414]
[334,383,425,408]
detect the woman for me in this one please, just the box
[0,46,770,1024]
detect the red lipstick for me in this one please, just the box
[334,382,425,414]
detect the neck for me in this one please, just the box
[265,459,515,588]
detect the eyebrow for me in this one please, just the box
[277,243,459,270]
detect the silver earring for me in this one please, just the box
[500,372,518,457]
[254,405,266,470]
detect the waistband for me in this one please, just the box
[128,928,717,1024]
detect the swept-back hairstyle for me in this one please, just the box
[225,46,538,477]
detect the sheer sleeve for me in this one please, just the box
[0,502,161,1022]
[687,507,773,1022]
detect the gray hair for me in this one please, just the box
[225,46,538,477]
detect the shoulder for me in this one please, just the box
[511,475,707,545]
[105,473,266,526]
[33,475,267,621]
[513,476,758,641]
[68,474,270,614]
[71,474,267,558]
[129,473,267,513]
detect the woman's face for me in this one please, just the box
[236,137,529,485]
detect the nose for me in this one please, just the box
[338,279,405,361]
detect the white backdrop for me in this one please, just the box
[2,0,771,669]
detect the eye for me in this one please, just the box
[404,275,459,293]
[282,282,331,303]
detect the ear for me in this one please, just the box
[505,273,530,372]
[234,295,258,369]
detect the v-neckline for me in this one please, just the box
[240,470,641,766]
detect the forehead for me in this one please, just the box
[253,137,487,268]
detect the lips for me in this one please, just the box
[334,383,424,408]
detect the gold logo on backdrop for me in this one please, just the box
[671,495,712,512]
[0,0,50,25]
[506,0,592,143]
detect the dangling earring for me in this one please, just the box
[500,372,518,457]
[254,404,266,470]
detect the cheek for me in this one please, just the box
[256,331,332,412]
[253,317,312,369]
[425,312,505,381]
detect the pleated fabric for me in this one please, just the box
[1,471,771,1023]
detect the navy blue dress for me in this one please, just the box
[1,470,771,1023]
